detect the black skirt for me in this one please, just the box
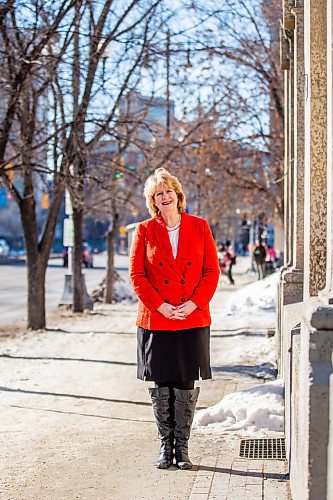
[137,326,212,382]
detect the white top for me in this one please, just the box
[168,227,180,258]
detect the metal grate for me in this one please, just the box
[239,438,286,460]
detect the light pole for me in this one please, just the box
[59,189,74,306]
[59,184,93,309]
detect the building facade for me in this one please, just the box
[280,1,333,498]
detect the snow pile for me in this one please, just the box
[113,279,137,303]
[194,379,284,436]
[91,274,137,303]
[222,272,279,329]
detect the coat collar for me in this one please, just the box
[152,212,192,277]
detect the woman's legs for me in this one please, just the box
[227,264,235,284]
[172,384,200,469]
[148,385,174,469]
[152,380,198,470]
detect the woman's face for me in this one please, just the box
[153,182,178,216]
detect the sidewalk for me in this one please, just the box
[190,377,289,500]
[0,260,290,499]
[190,452,289,500]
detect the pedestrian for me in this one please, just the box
[253,240,267,279]
[129,167,220,470]
[217,243,226,275]
[265,245,277,274]
[225,240,236,285]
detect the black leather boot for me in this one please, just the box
[148,387,174,469]
[174,387,200,470]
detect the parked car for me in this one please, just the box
[0,239,10,257]
[63,242,94,268]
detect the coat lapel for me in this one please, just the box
[175,212,192,266]
[152,215,183,277]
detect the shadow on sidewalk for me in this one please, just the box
[211,332,267,338]
[198,464,289,481]
[0,402,153,423]
[0,354,136,366]
[211,363,277,379]
[44,328,135,335]
[0,386,150,406]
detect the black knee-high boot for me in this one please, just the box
[173,387,200,470]
[148,387,174,469]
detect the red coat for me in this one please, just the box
[129,212,220,331]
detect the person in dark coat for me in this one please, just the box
[253,240,267,279]
[224,240,236,285]
[130,167,219,470]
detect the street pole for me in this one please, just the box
[59,189,74,306]
[59,189,93,309]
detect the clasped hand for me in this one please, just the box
[157,300,197,320]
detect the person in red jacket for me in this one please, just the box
[130,167,219,470]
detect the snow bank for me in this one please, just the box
[194,379,284,436]
[91,275,137,303]
[113,279,137,303]
[222,272,279,329]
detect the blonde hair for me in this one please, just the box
[144,168,186,218]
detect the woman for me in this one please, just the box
[129,167,219,470]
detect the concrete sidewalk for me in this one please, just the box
[189,372,290,500]
[190,428,289,500]
[0,262,290,499]
[190,455,289,500]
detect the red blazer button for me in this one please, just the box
[181,298,185,302]
[180,279,185,284]
[164,280,169,284]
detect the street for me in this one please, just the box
[0,254,128,327]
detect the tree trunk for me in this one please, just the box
[26,257,47,330]
[105,214,119,303]
[72,205,84,312]
[20,183,64,329]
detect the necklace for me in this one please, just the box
[167,222,181,232]
[166,216,181,231]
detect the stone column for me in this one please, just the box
[326,0,333,301]
[306,309,333,500]
[291,5,305,284]
[278,3,305,383]
[281,4,305,306]
[298,2,332,499]
[278,1,295,379]
[279,2,306,475]
[303,0,327,299]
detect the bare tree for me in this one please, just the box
[53,0,164,311]
[0,0,164,328]
[195,0,284,221]
[0,0,76,329]
[145,0,284,222]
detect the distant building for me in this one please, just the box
[82,91,176,247]
[119,90,175,139]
